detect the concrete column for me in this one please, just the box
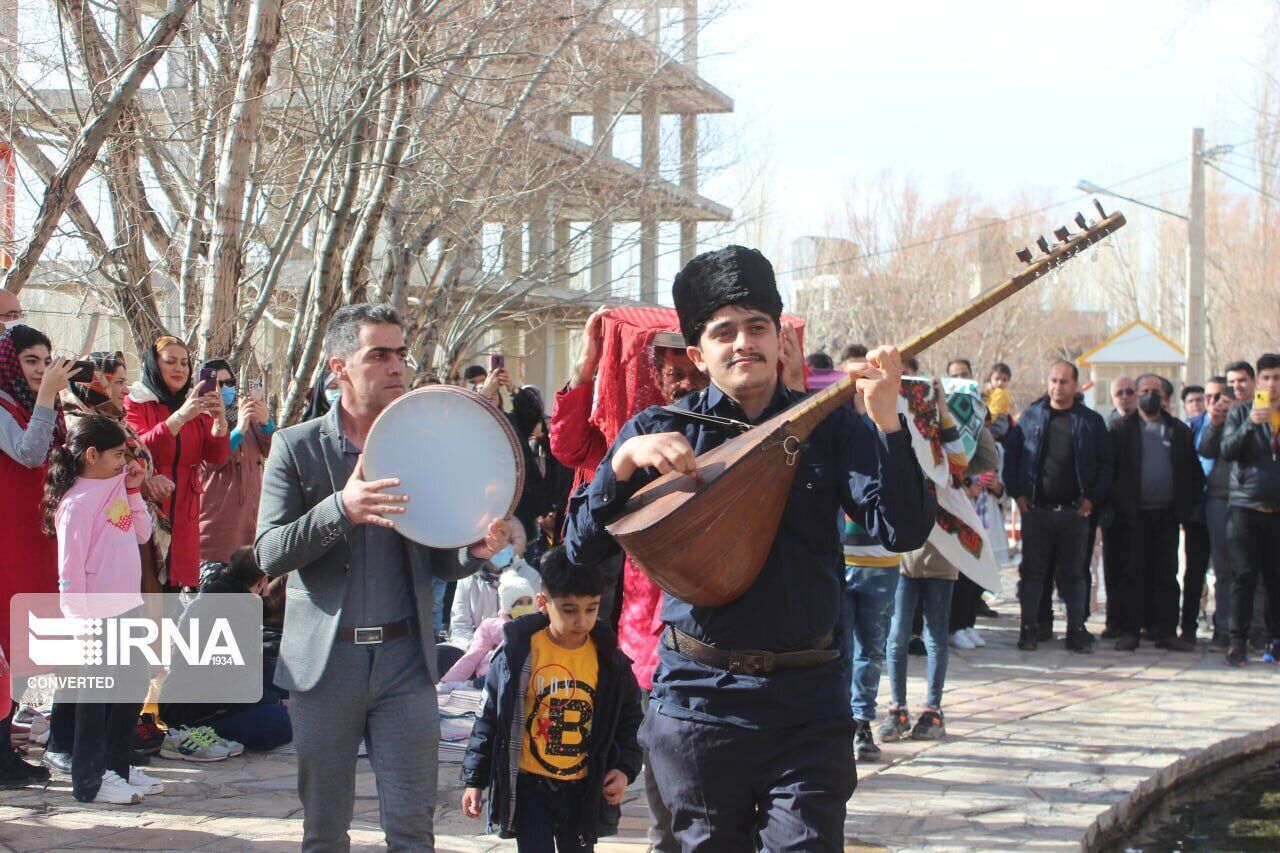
[591,222,613,296]
[554,219,572,286]
[641,215,658,302]
[682,0,698,69]
[502,223,522,278]
[679,113,698,264]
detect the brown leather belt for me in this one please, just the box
[337,618,414,645]
[662,626,839,676]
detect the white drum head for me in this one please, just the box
[362,386,525,548]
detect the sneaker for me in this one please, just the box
[160,727,230,762]
[1036,623,1053,642]
[910,710,946,740]
[853,719,881,761]
[965,627,986,648]
[92,770,143,804]
[907,635,926,656]
[127,767,164,795]
[41,750,72,774]
[1263,639,1280,664]
[1155,636,1196,652]
[950,630,975,650]
[1017,627,1037,651]
[976,600,1000,619]
[878,708,911,743]
[194,727,244,758]
[1209,632,1228,652]
[1225,645,1247,667]
[1100,626,1120,641]
[132,714,165,755]
[0,749,51,788]
[1066,626,1094,654]
[1115,634,1139,652]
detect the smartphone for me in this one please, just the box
[195,367,218,397]
[247,377,265,401]
[68,360,95,383]
[1257,390,1272,411]
[489,353,505,372]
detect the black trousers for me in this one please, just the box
[950,574,980,633]
[641,705,856,852]
[70,654,147,802]
[1102,525,1126,631]
[1019,507,1090,630]
[1113,509,1181,638]
[1227,507,1280,645]
[1180,520,1212,637]
[513,773,591,853]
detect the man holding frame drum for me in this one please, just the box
[565,247,936,851]
[256,303,509,851]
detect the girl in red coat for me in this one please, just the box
[123,336,229,590]
[0,325,69,787]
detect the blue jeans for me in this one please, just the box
[432,577,448,634]
[887,575,954,711]
[208,699,292,752]
[842,565,898,721]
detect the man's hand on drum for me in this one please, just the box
[341,457,407,528]
[612,432,698,483]
[469,517,511,559]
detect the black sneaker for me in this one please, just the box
[1036,623,1053,642]
[1100,626,1120,640]
[1225,645,1247,667]
[1017,627,1037,651]
[910,710,946,740]
[1066,627,1094,654]
[976,600,1000,619]
[1155,636,1196,652]
[1115,634,1139,652]
[878,708,911,743]
[1,749,51,788]
[853,719,881,761]
[907,635,926,656]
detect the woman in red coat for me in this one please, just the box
[124,336,229,590]
[0,325,69,786]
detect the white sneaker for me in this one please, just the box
[160,727,230,762]
[950,630,976,650]
[128,767,164,795]
[966,627,986,648]
[94,770,143,804]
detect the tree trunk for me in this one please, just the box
[199,0,283,360]
[0,0,197,294]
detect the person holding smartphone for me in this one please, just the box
[197,359,276,587]
[0,325,68,788]
[124,336,229,592]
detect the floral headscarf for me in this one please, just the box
[0,326,67,445]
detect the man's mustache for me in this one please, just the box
[722,354,764,369]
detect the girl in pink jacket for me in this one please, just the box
[43,414,161,805]
[439,572,535,690]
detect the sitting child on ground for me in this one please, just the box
[439,573,536,691]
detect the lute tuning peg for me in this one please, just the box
[1016,247,1033,264]
[1053,226,1071,242]
[1037,236,1051,254]
[1074,212,1088,230]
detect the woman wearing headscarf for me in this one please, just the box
[124,336,229,590]
[0,325,69,787]
[301,368,337,422]
[197,358,275,584]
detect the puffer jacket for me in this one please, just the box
[461,613,643,844]
[1199,401,1280,511]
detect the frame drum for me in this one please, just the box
[362,386,525,548]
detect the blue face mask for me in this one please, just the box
[489,546,514,569]
[325,388,341,406]
[220,386,237,408]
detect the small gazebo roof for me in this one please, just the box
[1076,320,1185,367]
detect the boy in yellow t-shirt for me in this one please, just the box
[461,547,644,850]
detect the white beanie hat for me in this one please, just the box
[498,572,535,614]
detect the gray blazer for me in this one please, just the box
[255,405,480,692]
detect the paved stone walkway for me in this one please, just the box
[3,564,1278,851]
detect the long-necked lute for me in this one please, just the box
[606,205,1127,606]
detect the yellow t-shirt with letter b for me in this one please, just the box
[519,631,598,780]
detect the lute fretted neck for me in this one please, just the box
[777,210,1127,444]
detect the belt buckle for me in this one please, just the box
[727,652,771,677]
[354,626,384,645]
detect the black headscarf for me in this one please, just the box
[302,368,333,422]
[140,335,192,413]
